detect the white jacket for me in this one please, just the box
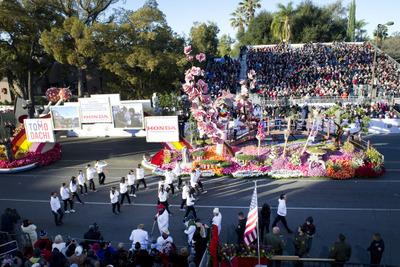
[129,229,149,250]
[77,173,85,185]
[173,164,182,176]
[158,190,168,202]
[21,224,37,246]
[110,190,120,204]
[120,182,128,194]
[60,187,71,201]
[50,196,61,212]
[69,182,78,193]
[186,194,195,206]
[86,167,96,180]
[184,223,196,244]
[182,185,189,199]
[190,173,197,187]
[277,198,287,216]
[127,174,136,186]
[95,162,107,173]
[156,236,173,252]
[164,171,175,184]
[136,168,144,179]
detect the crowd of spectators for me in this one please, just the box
[204,56,241,98]
[246,43,400,99]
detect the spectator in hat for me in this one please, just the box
[155,204,169,235]
[212,207,222,235]
[34,230,52,250]
[129,224,149,250]
[69,245,87,266]
[157,227,173,252]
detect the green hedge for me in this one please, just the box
[192,151,207,157]
[236,154,258,161]
[199,159,219,165]
[219,161,233,168]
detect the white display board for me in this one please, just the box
[24,118,55,143]
[146,116,179,142]
[91,94,121,105]
[79,97,112,123]
[121,100,152,112]
[112,104,144,129]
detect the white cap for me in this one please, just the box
[161,227,170,235]
[213,207,219,213]
[75,246,83,256]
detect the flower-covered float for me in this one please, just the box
[142,47,385,179]
[0,88,71,173]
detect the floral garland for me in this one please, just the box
[207,224,219,267]
[327,159,355,179]
[0,143,62,169]
[219,244,273,262]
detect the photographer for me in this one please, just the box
[1,208,21,235]
[84,224,102,246]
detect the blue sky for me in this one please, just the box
[110,0,399,41]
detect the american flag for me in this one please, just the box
[244,185,258,246]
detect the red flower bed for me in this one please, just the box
[0,143,62,169]
[356,163,386,177]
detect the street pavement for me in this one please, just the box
[0,134,399,265]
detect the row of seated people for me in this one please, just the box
[246,43,400,99]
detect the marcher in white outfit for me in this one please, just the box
[60,183,74,213]
[212,207,222,235]
[69,177,84,204]
[156,227,173,251]
[110,187,121,215]
[158,185,172,215]
[164,168,177,197]
[173,160,183,189]
[155,204,169,235]
[95,160,107,185]
[136,164,147,190]
[119,177,133,205]
[180,181,190,211]
[77,170,87,195]
[86,164,97,191]
[127,170,137,197]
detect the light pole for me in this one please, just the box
[370,21,394,100]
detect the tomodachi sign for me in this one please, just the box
[24,119,55,143]
[145,116,179,142]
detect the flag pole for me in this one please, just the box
[255,181,261,266]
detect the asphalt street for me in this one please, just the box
[0,134,399,265]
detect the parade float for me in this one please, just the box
[0,88,70,173]
[142,47,385,179]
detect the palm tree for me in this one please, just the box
[355,19,368,41]
[238,0,261,23]
[230,7,247,33]
[373,25,389,43]
[271,2,293,43]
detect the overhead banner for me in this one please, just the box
[146,116,179,142]
[79,97,112,123]
[50,106,81,130]
[24,118,55,143]
[112,104,144,129]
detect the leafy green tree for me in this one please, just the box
[381,36,400,62]
[271,2,294,43]
[99,0,185,99]
[373,25,389,44]
[239,11,274,45]
[189,21,219,58]
[238,0,261,23]
[41,0,119,97]
[346,0,355,42]
[355,19,368,42]
[290,0,346,43]
[0,0,62,102]
[217,34,234,57]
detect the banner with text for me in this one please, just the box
[24,119,55,143]
[146,116,179,142]
[79,97,112,123]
